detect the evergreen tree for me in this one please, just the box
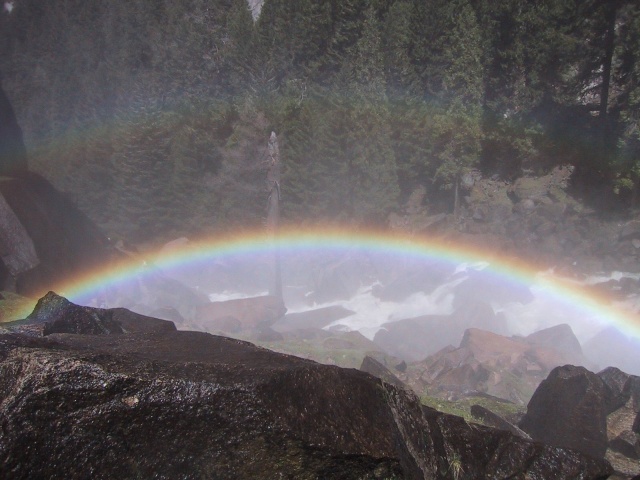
[211,97,270,228]
[409,0,483,208]
[108,83,173,242]
[340,5,399,222]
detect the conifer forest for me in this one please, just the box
[1,0,639,243]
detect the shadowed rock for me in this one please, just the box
[360,355,406,390]
[599,366,636,413]
[610,430,640,459]
[420,405,610,480]
[29,291,124,336]
[0,191,38,279]
[11,291,175,336]
[402,327,582,405]
[520,365,610,459]
[470,404,531,439]
[0,172,113,296]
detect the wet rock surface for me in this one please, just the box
[0,295,613,479]
[520,365,610,458]
[519,364,640,478]
[469,404,531,439]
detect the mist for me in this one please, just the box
[123,243,638,377]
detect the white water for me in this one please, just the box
[209,262,638,345]
[313,280,461,340]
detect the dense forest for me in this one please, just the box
[0,0,639,243]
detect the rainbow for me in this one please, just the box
[17,226,640,341]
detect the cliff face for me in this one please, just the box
[0,81,27,175]
[0,293,613,479]
[0,171,113,296]
[0,82,113,297]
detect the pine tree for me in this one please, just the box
[336,5,399,223]
[210,97,270,228]
[408,0,483,208]
[108,83,173,242]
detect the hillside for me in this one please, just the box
[0,0,639,243]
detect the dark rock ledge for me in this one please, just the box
[0,293,612,479]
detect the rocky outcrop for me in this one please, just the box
[469,404,531,439]
[0,295,613,479]
[402,327,583,405]
[519,364,640,478]
[599,368,640,476]
[373,301,508,362]
[195,294,286,334]
[7,291,176,337]
[360,355,407,390]
[420,406,610,480]
[599,366,637,413]
[520,365,610,459]
[27,291,124,335]
[523,323,585,360]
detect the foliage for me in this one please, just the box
[1,0,640,241]
[420,394,526,426]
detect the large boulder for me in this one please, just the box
[404,328,574,405]
[0,295,613,479]
[9,291,176,336]
[519,365,610,459]
[523,323,584,361]
[195,294,286,334]
[420,406,610,480]
[373,302,508,363]
[25,291,123,335]
[360,355,406,390]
